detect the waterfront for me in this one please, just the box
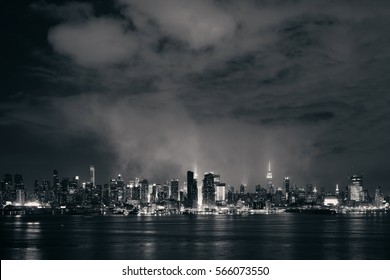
[1,212,390,260]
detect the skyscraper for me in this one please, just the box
[14,174,25,205]
[240,184,245,195]
[348,174,363,202]
[374,187,384,207]
[170,179,179,201]
[187,171,198,208]
[14,174,24,190]
[42,180,50,203]
[53,170,60,204]
[140,179,149,203]
[116,174,124,202]
[266,162,273,194]
[284,177,290,201]
[216,183,226,202]
[203,172,216,207]
[90,165,95,186]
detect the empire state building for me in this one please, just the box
[266,161,273,194]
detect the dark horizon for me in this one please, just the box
[2,1,390,194]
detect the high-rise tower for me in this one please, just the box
[170,179,179,201]
[90,165,95,187]
[203,172,216,207]
[187,171,198,208]
[266,161,273,194]
[348,174,363,202]
[284,177,290,201]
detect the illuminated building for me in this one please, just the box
[1,174,13,203]
[151,184,159,203]
[187,171,198,208]
[170,179,179,201]
[324,196,339,206]
[374,187,385,207]
[203,172,216,207]
[116,174,124,202]
[284,177,290,201]
[132,181,140,200]
[159,184,169,202]
[90,165,95,187]
[216,183,226,202]
[12,174,24,205]
[348,174,363,202]
[240,184,245,195]
[60,178,69,205]
[15,189,25,205]
[140,179,149,203]
[266,162,273,194]
[227,186,235,204]
[68,177,79,204]
[108,178,117,203]
[274,188,284,206]
[42,180,50,202]
[53,170,60,204]
[34,180,43,202]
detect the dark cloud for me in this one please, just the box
[30,1,94,21]
[296,111,335,123]
[2,0,390,194]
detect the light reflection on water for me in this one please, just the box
[1,213,390,260]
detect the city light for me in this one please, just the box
[1,164,388,216]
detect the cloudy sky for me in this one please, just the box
[2,0,390,193]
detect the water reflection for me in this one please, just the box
[1,214,390,259]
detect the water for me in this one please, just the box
[1,213,389,260]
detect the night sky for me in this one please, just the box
[2,0,390,194]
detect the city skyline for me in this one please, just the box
[2,163,388,215]
[2,1,390,195]
[1,162,387,198]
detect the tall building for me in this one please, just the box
[90,165,95,186]
[348,174,363,202]
[108,178,117,203]
[284,177,290,201]
[34,180,42,202]
[53,170,60,203]
[14,174,25,205]
[140,179,149,203]
[151,184,158,203]
[216,183,226,202]
[187,171,198,208]
[266,162,273,194]
[14,174,24,190]
[374,187,384,207]
[133,186,140,201]
[2,174,13,202]
[203,172,216,207]
[60,178,69,205]
[170,179,179,201]
[240,184,245,195]
[42,180,50,203]
[227,186,235,205]
[116,174,124,202]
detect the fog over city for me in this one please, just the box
[2,0,390,192]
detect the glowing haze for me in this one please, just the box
[2,0,390,193]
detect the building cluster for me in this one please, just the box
[1,163,389,214]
